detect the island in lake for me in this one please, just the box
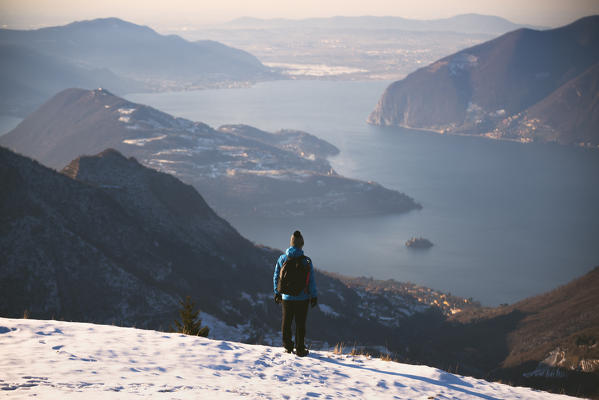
[405,237,434,249]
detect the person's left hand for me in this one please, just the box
[274,293,282,304]
[310,297,318,308]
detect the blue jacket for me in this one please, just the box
[273,247,318,301]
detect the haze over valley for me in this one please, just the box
[175,14,539,81]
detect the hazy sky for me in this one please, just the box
[1,0,598,30]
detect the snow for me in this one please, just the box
[117,108,137,124]
[317,304,340,318]
[122,135,167,146]
[0,318,576,399]
[198,312,252,343]
[117,108,136,115]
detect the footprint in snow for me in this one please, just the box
[158,386,182,392]
[377,379,388,389]
[35,328,63,336]
[332,370,349,378]
[208,365,232,371]
[254,360,271,368]
[68,355,97,362]
[217,341,233,350]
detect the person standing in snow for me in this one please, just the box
[273,230,318,357]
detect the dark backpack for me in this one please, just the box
[277,255,311,296]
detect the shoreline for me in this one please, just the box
[368,121,599,150]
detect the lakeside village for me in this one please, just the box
[340,276,481,317]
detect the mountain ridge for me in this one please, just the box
[0,88,420,218]
[0,17,271,80]
[224,13,542,35]
[0,17,276,116]
[368,15,599,147]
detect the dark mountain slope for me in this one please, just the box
[485,265,599,370]
[0,147,442,346]
[368,16,599,147]
[495,63,599,145]
[0,88,419,218]
[0,146,268,327]
[397,266,599,397]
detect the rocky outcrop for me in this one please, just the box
[405,237,434,249]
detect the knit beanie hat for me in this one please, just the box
[290,230,304,248]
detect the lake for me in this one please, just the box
[127,80,599,306]
[0,115,23,136]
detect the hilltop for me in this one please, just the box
[0,318,576,399]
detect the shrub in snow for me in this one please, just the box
[171,296,209,337]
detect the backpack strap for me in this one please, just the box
[304,257,311,294]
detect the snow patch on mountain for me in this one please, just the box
[122,135,167,146]
[318,304,340,317]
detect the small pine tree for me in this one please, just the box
[171,296,209,337]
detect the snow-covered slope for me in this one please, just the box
[0,318,575,399]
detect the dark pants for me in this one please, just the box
[281,299,309,350]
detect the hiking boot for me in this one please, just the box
[284,342,294,353]
[296,347,309,357]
